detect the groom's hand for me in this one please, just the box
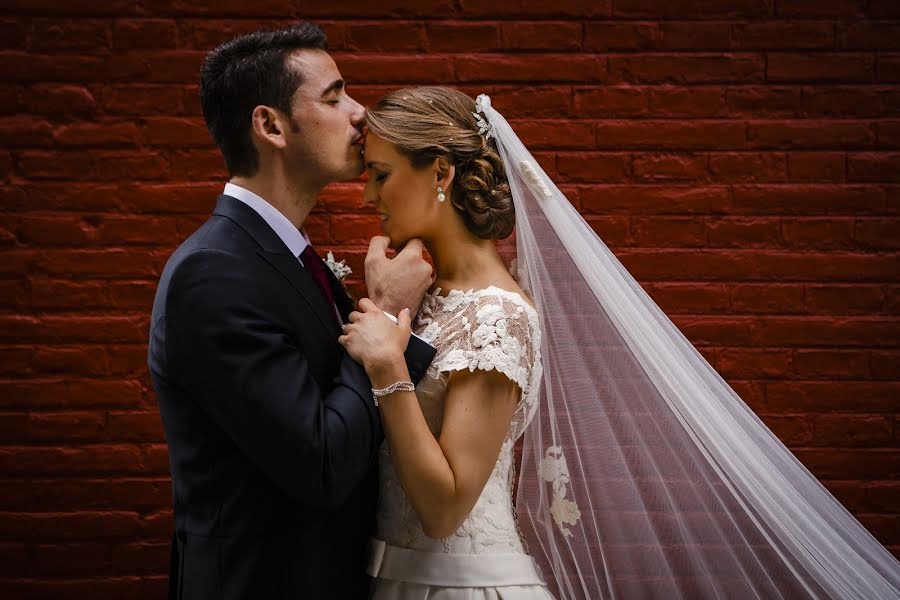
[365,236,433,317]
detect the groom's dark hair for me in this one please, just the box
[199,23,328,177]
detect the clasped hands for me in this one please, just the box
[338,236,432,372]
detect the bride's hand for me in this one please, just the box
[338,298,411,373]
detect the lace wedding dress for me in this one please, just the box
[367,286,555,599]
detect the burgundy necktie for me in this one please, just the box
[299,244,337,316]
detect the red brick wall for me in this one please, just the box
[2,1,899,597]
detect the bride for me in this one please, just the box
[339,87,900,599]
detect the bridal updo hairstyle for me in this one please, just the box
[365,87,515,240]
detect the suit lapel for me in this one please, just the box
[325,266,355,324]
[212,195,342,339]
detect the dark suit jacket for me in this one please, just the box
[148,194,436,600]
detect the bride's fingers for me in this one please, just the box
[358,297,377,313]
[348,311,362,323]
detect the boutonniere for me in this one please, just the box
[324,251,352,282]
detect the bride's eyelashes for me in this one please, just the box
[374,172,388,183]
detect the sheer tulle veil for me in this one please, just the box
[471,94,900,599]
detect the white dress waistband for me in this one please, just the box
[366,538,547,588]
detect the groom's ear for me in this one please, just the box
[435,158,455,189]
[250,105,289,151]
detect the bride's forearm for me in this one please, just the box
[368,359,463,538]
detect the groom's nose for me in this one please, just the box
[348,96,365,126]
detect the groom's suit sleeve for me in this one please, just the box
[164,249,434,509]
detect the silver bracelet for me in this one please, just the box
[371,381,415,406]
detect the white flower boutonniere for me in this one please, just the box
[324,251,352,282]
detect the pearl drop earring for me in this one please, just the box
[437,185,445,202]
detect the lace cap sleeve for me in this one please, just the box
[427,290,540,395]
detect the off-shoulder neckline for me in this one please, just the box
[426,285,539,317]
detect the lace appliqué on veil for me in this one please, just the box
[540,446,582,538]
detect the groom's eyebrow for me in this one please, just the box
[320,79,345,97]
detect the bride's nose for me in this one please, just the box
[362,178,377,207]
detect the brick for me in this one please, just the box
[512,120,595,149]
[718,348,792,378]
[758,414,813,445]
[643,282,731,314]
[848,152,900,183]
[574,87,647,117]
[839,23,900,51]
[457,0,610,18]
[581,185,729,214]
[0,17,26,50]
[854,218,900,250]
[584,215,630,246]
[0,314,149,344]
[708,152,787,183]
[766,381,900,413]
[648,87,726,117]
[595,120,745,149]
[868,483,900,512]
[0,445,147,476]
[706,217,781,247]
[4,0,140,15]
[786,152,846,182]
[107,411,165,442]
[793,350,870,379]
[55,122,141,148]
[0,115,55,148]
[556,152,630,183]
[583,23,656,51]
[490,86,573,118]
[805,284,887,314]
[802,88,883,118]
[768,53,875,83]
[0,379,143,409]
[112,19,179,50]
[614,0,770,17]
[632,153,707,181]
[346,22,427,52]
[876,55,900,83]
[610,54,764,84]
[141,0,296,16]
[731,185,885,215]
[110,542,169,574]
[869,0,900,17]
[426,23,500,53]
[181,18,292,50]
[141,117,213,148]
[100,84,186,115]
[657,23,731,51]
[668,314,757,345]
[165,149,225,181]
[755,316,900,346]
[457,54,606,83]
[876,121,900,148]
[725,86,804,117]
[630,217,706,247]
[34,542,110,576]
[730,283,805,313]
[28,19,111,53]
[747,121,875,149]
[732,22,834,49]
[501,22,582,51]
[334,54,454,83]
[23,84,97,119]
[25,411,106,442]
[0,510,142,540]
[776,0,866,17]
[794,449,900,481]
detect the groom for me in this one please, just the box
[148,23,436,599]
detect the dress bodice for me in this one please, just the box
[375,286,543,554]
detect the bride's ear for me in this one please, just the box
[435,158,455,190]
[250,105,288,151]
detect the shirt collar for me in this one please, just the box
[224,183,310,258]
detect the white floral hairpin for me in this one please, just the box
[324,251,352,281]
[472,93,496,140]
